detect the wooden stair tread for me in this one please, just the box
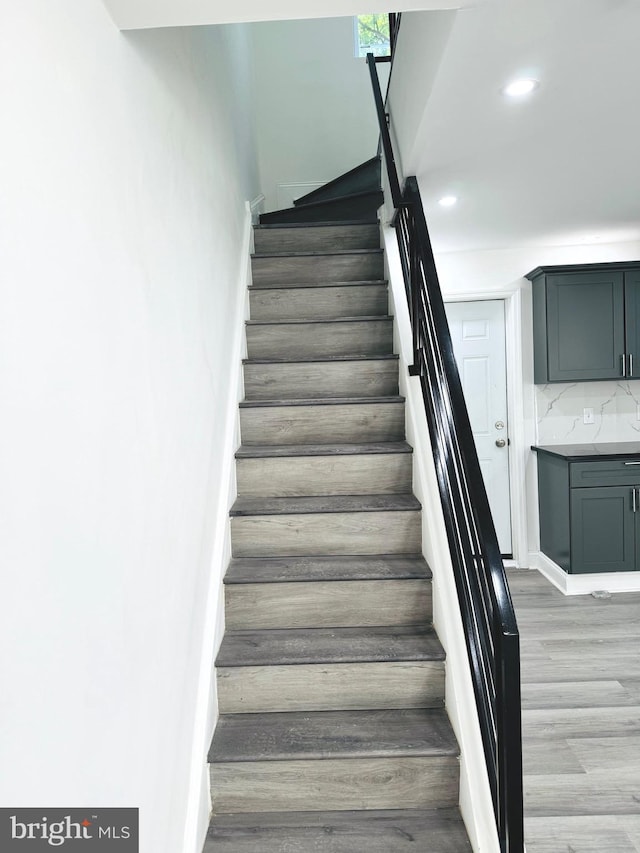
[254,224,380,255]
[239,395,404,408]
[249,278,389,293]
[243,354,397,365]
[235,442,412,459]
[252,249,383,260]
[224,555,431,584]
[205,808,471,852]
[209,708,458,763]
[230,494,421,517]
[216,626,444,667]
[255,220,378,229]
[246,314,391,326]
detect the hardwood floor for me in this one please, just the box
[508,569,640,852]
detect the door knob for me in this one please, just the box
[495,438,506,448]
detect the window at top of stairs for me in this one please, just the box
[354,14,391,58]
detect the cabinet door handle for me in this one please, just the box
[630,354,634,377]
[633,488,637,513]
[624,461,640,466]
[622,354,627,377]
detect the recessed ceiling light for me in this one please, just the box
[438,195,457,207]
[503,78,539,97]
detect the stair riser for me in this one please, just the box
[224,579,432,629]
[253,224,380,254]
[230,509,421,558]
[249,284,388,321]
[251,254,384,286]
[217,661,444,714]
[246,320,393,359]
[236,454,412,497]
[211,756,460,813]
[243,359,398,400]
[240,402,405,446]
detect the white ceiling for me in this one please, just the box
[101,0,639,255]
[102,0,470,29]
[408,0,640,253]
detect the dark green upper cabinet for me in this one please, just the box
[527,262,640,383]
[624,270,640,377]
[546,270,624,382]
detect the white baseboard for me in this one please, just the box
[528,550,640,595]
[250,194,265,224]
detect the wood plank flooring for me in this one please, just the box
[508,568,640,852]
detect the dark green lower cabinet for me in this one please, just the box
[535,450,640,574]
[570,487,637,573]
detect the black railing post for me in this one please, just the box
[389,13,400,55]
[409,210,421,375]
[497,631,523,853]
[366,53,402,208]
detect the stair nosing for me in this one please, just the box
[216,626,444,668]
[230,494,421,517]
[239,395,404,409]
[252,248,384,260]
[209,806,463,822]
[224,555,431,584]
[254,219,379,230]
[243,354,398,365]
[209,708,459,763]
[246,315,392,326]
[205,808,471,853]
[206,804,468,826]
[249,279,387,291]
[235,441,412,459]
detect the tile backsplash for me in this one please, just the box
[536,381,640,444]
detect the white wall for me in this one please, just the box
[0,4,258,852]
[250,16,388,211]
[386,9,456,180]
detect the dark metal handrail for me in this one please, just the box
[367,52,524,853]
[389,12,401,55]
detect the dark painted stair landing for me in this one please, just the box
[259,158,383,225]
[204,205,471,851]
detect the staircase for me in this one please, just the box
[204,185,472,851]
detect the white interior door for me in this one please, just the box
[445,299,512,555]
